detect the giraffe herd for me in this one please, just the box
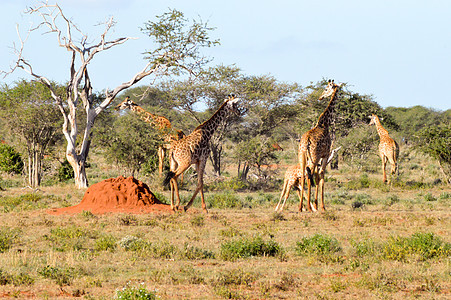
[115,81,399,213]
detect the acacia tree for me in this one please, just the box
[0,80,62,187]
[4,3,218,188]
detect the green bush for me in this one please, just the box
[208,192,245,209]
[382,232,451,261]
[182,243,215,260]
[0,144,23,174]
[295,234,341,256]
[220,236,282,261]
[95,235,118,252]
[351,238,379,257]
[118,236,151,252]
[116,282,157,300]
[0,269,34,286]
[0,193,47,212]
[57,159,74,181]
[212,269,258,286]
[38,265,76,286]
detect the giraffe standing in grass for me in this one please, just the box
[297,80,343,212]
[163,94,240,212]
[369,114,399,184]
[115,96,185,176]
[275,145,341,212]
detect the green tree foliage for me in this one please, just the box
[417,123,451,183]
[234,137,279,182]
[0,80,63,187]
[96,114,160,176]
[0,144,23,174]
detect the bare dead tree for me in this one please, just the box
[2,3,217,188]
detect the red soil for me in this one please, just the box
[49,176,172,215]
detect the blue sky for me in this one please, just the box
[1,0,450,111]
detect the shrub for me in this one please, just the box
[382,232,451,261]
[95,235,118,252]
[295,234,341,256]
[208,192,244,209]
[212,269,258,287]
[57,159,74,181]
[47,226,95,252]
[115,282,157,300]
[351,238,379,257]
[118,236,151,252]
[38,265,76,286]
[182,243,215,260]
[220,236,282,261]
[0,144,23,174]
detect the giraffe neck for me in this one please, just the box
[316,89,338,129]
[130,105,170,130]
[373,117,390,137]
[196,101,230,140]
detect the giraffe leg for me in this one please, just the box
[275,179,289,211]
[381,156,388,183]
[314,172,320,210]
[279,182,293,212]
[184,160,207,212]
[158,146,164,176]
[319,160,327,211]
[299,176,306,212]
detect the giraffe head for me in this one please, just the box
[319,80,342,100]
[224,94,240,116]
[368,114,380,126]
[114,96,137,111]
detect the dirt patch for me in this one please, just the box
[49,176,172,215]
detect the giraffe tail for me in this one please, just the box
[163,171,176,186]
[306,167,315,187]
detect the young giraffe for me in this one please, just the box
[275,145,341,212]
[163,94,240,212]
[114,96,185,176]
[298,80,342,212]
[369,114,399,184]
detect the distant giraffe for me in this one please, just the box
[298,80,342,212]
[369,114,399,183]
[275,145,341,212]
[163,94,240,212]
[115,96,185,176]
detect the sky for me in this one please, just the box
[0,0,450,111]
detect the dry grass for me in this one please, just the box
[0,148,449,299]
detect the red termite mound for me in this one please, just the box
[49,176,172,215]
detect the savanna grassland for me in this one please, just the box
[0,146,449,300]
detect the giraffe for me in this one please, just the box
[369,114,399,183]
[163,94,240,212]
[275,145,341,212]
[297,80,342,212]
[114,96,185,176]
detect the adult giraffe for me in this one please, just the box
[369,114,399,184]
[114,96,185,176]
[163,94,240,212]
[298,80,343,212]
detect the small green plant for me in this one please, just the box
[208,192,244,209]
[118,236,151,252]
[423,193,437,202]
[95,234,118,252]
[38,265,76,286]
[57,159,74,182]
[220,236,282,261]
[115,282,156,300]
[351,238,379,257]
[295,234,341,256]
[212,269,258,287]
[382,232,451,261]
[0,269,34,286]
[182,243,215,260]
[384,194,400,206]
